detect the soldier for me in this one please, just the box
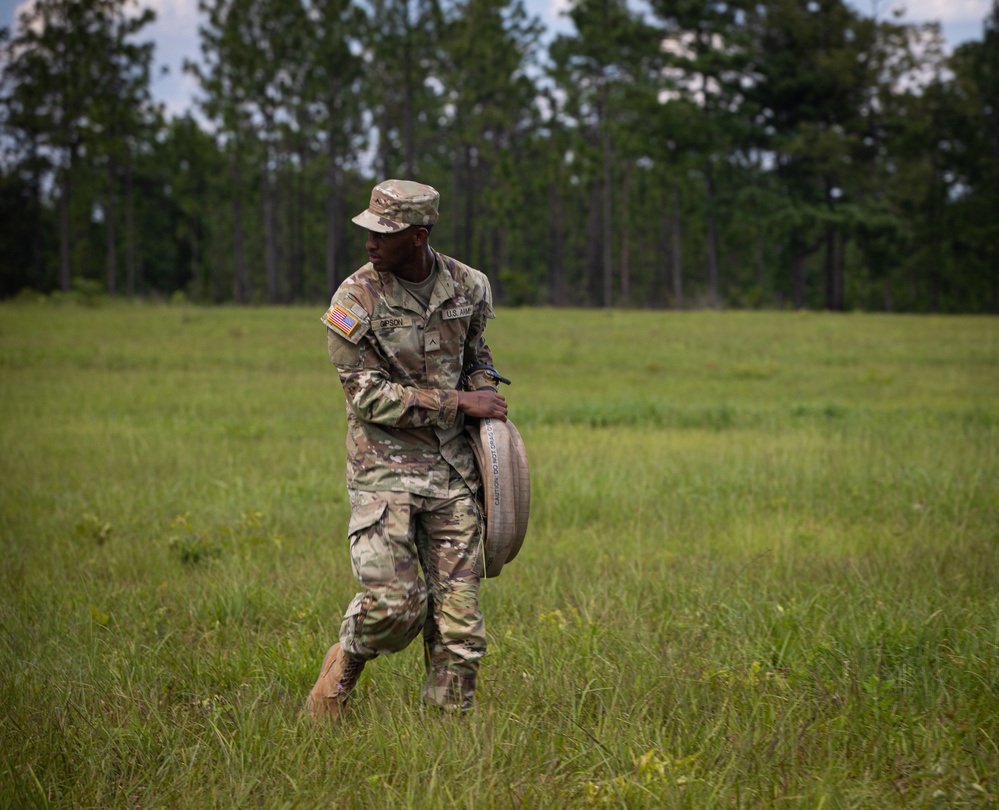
[307,179,509,719]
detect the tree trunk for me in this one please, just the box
[491,226,507,302]
[326,138,342,299]
[451,155,461,260]
[671,183,683,309]
[263,157,279,304]
[232,156,251,304]
[619,166,632,305]
[295,147,306,302]
[991,240,998,315]
[402,0,415,177]
[600,108,613,308]
[549,177,566,306]
[927,239,940,313]
[619,230,630,305]
[587,180,602,306]
[105,161,118,296]
[823,226,847,311]
[836,231,847,309]
[30,139,43,288]
[824,226,836,310]
[59,164,72,293]
[125,153,137,298]
[286,154,298,302]
[212,211,226,303]
[793,251,807,309]
[756,233,766,291]
[463,146,475,262]
[191,217,201,302]
[379,100,393,180]
[661,213,670,307]
[704,163,720,308]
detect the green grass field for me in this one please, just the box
[1,303,997,808]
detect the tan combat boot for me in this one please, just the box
[306,643,365,720]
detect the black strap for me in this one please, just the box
[461,363,512,388]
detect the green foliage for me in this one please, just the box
[168,510,283,565]
[0,0,158,296]
[1,304,996,807]
[68,276,106,307]
[76,512,113,545]
[2,0,997,311]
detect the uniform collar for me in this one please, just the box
[427,251,457,314]
[380,250,456,316]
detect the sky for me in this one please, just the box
[1,0,994,119]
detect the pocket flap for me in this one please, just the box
[347,498,387,536]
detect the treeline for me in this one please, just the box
[1,0,997,311]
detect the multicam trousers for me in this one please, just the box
[338,479,485,711]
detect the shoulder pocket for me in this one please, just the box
[328,329,364,369]
[320,297,370,345]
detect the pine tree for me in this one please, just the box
[1,0,157,293]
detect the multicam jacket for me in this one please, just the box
[321,251,496,497]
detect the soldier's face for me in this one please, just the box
[366,227,419,274]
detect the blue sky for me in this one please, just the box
[2,0,993,118]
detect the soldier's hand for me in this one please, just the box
[457,390,508,420]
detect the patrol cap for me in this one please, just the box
[352,179,440,233]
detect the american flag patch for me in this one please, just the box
[326,305,359,336]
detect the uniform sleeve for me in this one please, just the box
[337,361,459,429]
[322,292,369,369]
[462,271,498,391]
[323,292,459,429]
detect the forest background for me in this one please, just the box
[1,0,998,313]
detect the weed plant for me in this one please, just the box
[1,303,996,808]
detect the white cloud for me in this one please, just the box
[4,0,203,116]
[143,0,204,116]
[529,0,572,33]
[144,0,201,36]
[851,0,991,48]
[7,0,199,35]
[538,0,991,53]
[8,0,38,33]
[887,0,991,25]
[6,0,992,117]
[547,0,572,24]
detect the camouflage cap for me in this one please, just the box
[352,179,440,233]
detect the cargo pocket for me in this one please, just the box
[347,496,393,586]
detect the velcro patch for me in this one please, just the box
[326,305,359,336]
[372,316,415,330]
[443,305,473,320]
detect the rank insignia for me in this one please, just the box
[326,305,359,336]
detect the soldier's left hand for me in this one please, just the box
[457,390,508,420]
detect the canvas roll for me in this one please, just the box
[465,417,531,577]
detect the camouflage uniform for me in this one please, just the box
[321,221,498,711]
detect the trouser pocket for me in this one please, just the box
[347,494,392,586]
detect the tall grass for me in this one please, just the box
[1,303,996,808]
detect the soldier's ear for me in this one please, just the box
[413,227,430,245]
